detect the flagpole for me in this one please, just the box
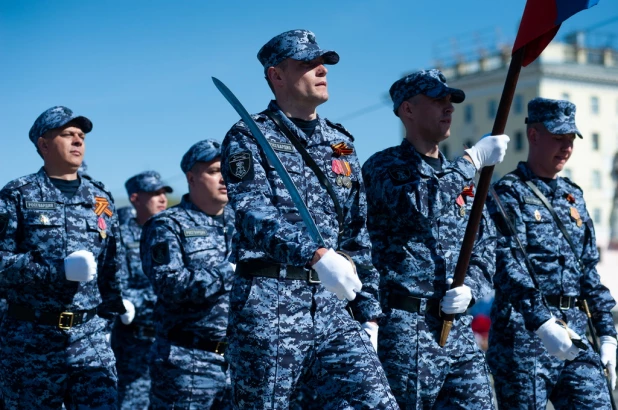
[439,46,525,347]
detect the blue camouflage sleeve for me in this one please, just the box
[221,123,319,266]
[96,208,127,317]
[465,210,496,302]
[488,183,553,332]
[140,216,228,304]
[0,188,53,288]
[578,204,617,337]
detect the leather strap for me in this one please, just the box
[166,330,227,355]
[264,110,344,243]
[7,304,97,329]
[236,261,321,283]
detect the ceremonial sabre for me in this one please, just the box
[212,77,326,248]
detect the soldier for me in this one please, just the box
[112,171,172,409]
[221,29,397,409]
[118,205,137,225]
[487,97,617,409]
[0,106,126,408]
[141,140,234,409]
[362,69,509,409]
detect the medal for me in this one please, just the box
[39,214,49,225]
[98,217,107,239]
[459,207,466,217]
[534,210,542,221]
[332,159,353,188]
[343,176,352,188]
[336,176,343,187]
[576,219,583,227]
[570,207,580,220]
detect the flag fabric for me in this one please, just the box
[513,0,600,66]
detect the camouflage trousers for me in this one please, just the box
[378,308,494,410]
[111,322,155,410]
[149,338,232,409]
[488,306,613,409]
[0,315,118,410]
[227,276,398,410]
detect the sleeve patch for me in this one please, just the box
[151,242,170,265]
[228,151,254,181]
[387,166,414,186]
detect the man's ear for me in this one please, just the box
[267,66,284,88]
[37,136,49,157]
[527,127,537,146]
[129,192,139,205]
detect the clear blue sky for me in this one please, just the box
[1,0,615,205]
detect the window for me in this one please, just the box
[515,130,524,152]
[488,99,497,119]
[591,96,599,115]
[562,168,572,179]
[464,105,473,124]
[593,208,602,225]
[592,133,600,151]
[513,94,523,114]
[562,92,570,101]
[592,170,602,189]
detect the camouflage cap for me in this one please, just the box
[526,97,582,138]
[117,206,137,225]
[125,171,173,196]
[389,69,465,116]
[29,106,93,145]
[180,139,222,173]
[257,29,339,73]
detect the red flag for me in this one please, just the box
[513,0,600,66]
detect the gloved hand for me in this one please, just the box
[120,299,136,325]
[535,318,580,361]
[464,134,510,170]
[313,249,362,301]
[600,335,617,390]
[64,250,97,282]
[362,321,379,352]
[440,279,472,315]
[229,263,236,271]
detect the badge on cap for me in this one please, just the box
[534,210,542,221]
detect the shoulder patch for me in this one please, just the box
[562,176,582,192]
[151,242,170,265]
[325,119,354,141]
[0,213,8,236]
[228,151,254,181]
[388,166,415,186]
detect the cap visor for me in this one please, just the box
[70,116,93,133]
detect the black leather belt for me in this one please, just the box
[545,295,579,310]
[237,261,321,283]
[7,304,97,330]
[388,294,443,316]
[166,330,227,355]
[125,323,156,339]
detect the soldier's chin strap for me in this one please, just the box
[265,110,345,248]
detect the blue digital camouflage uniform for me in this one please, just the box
[487,98,615,409]
[363,140,496,409]
[113,171,173,409]
[222,30,397,406]
[0,169,125,409]
[0,106,124,409]
[141,140,235,409]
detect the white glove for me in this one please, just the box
[313,249,362,301]
[120,299,136,325]
[362,322,379,352]
[600,336,617,390]
[229,263,236,271]
[64,250,97,282]
[441,279,472,315]
[535,318,580,361]
[464,134,510,170]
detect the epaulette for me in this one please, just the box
[2,174,35,191]
[82,174,115,203]
[495,172,520,188]
[561,176,583,192]
[325,119,354,141]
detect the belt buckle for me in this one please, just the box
[559,296,571,310]
[58,312,74,330]
[307,269,321,284]
[215,341,226,356]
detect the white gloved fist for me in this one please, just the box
[600,335,617,390]
[535,318,580,361]
[362,321,379,352]
[441,279,472,315]
[229,263,236,271]
[464,134,510,170]
[120,299,136,325]
[313,249,362,301]
[64,250,97,282]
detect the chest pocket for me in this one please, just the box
[265,151,306,220]
[521,204,558,254]
[182,227,224,268]
[21,210,64,249]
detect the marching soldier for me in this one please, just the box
[487,97,617,409]
[0,106,126,408]
[141,140,234,408]
[113,171,172,409]
[362,70,509,408]
[220,29,397,409]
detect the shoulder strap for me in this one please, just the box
[523,179,585,272]
[264,110,344,243]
